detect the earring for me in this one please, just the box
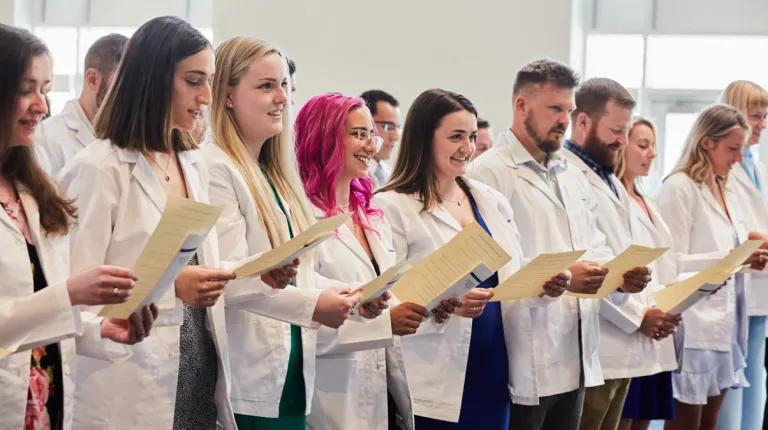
[226,100,233,108]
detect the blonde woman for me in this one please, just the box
[615,118,679,430]
[202,37,360,429]
[713,81,768,430]
[659,105,768,430]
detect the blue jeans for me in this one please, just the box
[715,316,766,430]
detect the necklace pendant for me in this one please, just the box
[165,174,170,182]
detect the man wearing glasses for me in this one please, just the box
[361,89,401,187]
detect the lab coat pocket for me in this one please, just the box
[226,309,280,401]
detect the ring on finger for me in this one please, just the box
[112,287,120,297]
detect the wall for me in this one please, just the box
[213,0,578,141]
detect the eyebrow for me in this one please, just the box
[185,70,209,76]
[23,78,51,85]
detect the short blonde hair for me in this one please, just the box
[719,80,768,117]
[665,104,749,185]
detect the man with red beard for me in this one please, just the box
[564,78,655,430]
[34,33,128,175]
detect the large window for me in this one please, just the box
[584,34,645,90]
[33,25,214,115]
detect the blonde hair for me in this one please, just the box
[719,80,768,117]
[616,117,657,188]
[211,36,314,248]
[665,104,749,185]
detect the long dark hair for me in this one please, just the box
[0,24,76,236]
[94,16,211,154]
[376,88,477,211]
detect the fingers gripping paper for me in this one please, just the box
[568,245,669,299]
[231,212,352,279]
[490,250,586,301]
[389,222,511,307]
[348,259,413,308]
[98,196,224,319]
[654,240,763,315]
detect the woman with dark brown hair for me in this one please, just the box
[0,23,155,430]
[57,16,238,430]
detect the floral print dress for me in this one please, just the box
[1,199,63,430]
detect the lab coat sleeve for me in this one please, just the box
[59,159,181,326]
[208,162,280,298]
[73,311,133,362]
[658,178,728,273]
[225,281,321,329]
[0,281,81,353]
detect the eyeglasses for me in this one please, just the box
[375,121,402,133]
[351,129,384,152]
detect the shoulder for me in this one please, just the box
[58,139,119,178]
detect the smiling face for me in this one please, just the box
[341,107,379,181]
[624,123,657,179]
[746,105,767,146]
[228,52,289,144]
[432,110,477,182]
[12,54,51,147]
[582,100,633,167]
[705,127,747,177]
[169,48,214,132]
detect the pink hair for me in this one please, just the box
[295,93,382,233]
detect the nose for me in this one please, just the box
[736,149,744,163]
[758,116,767,132]
[32,92,48,116]
[648,146,657,160]
[198,81,212,106]
[275,86,289,106]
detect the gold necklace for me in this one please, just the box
[147,153,173,182]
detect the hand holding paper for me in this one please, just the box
[654,240,763,315]
[568,245,669,299]
[99,196,225,319]
[232,213,352,279]
[313,286,360,329]
[348,259,412,309]
[490,250,586,301]
[390,222,511,309]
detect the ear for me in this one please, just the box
[577,112,591,131]
[514,95,526,114]
[225,96,234,109]
[701,136,714,151]
[84,68,100,90]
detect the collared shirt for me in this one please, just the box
[741,147,762,192]
[565,139,618,197]
[507,134,569,207]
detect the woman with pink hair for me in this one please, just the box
[295,93,459,430]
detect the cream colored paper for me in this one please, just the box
[389,222,511,307]
[99,196,224,319]
[349,259,413,308]
[0,348,10,359]
[490,250,586,301]
[568,245,669,299]
[232,212,352,279]
[654,240,763,314]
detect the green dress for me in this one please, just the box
[234,178,306,430]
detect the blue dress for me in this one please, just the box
[414,192,510,429]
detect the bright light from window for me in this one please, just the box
[646,35,768,90]
[47,91,75,116]
[34,27,78,75]
[585,34,645,89]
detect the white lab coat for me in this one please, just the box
[658,172,748,352]
[34,99,96,175]
[599,194,678,378]
[0,185,127,430]
[57,139,237,429]
[374,178,536,421]
[201,143,325,418]
[306,205,414,430]
[467,130,609,397]
[565,148,657,380]
[730,162,768,316]
[368,160,392,188]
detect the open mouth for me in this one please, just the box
[354,154,371,165]
[188,109,203,119]
[451,155,469,163]
[268,109,282,117]
[19,118,38,131]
